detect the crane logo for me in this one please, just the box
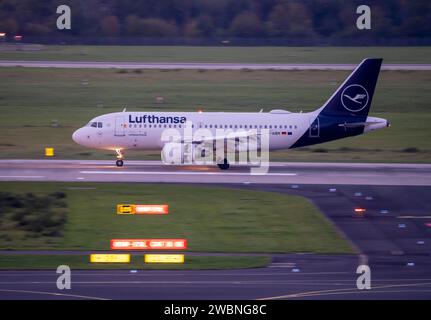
[341,84,369,112]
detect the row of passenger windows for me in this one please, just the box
[128,124,298,129]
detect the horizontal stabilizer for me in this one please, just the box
[338,121,384,128]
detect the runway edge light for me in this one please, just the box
[354,208,366,215]
[90,254,130,263]
[145,254,184,264]
[111,239,187,250]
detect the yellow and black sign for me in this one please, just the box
[90,254,130,263]
[144,254,184,264]
[116,204,135,214]
[116,204,169,215]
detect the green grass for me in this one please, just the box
[0,254,270,270]
[1,45,431,64]
[0,182,353,254]
[0,67,430,162]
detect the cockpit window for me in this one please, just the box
[86,121,103,128]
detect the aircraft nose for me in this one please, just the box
[72,128,83,145]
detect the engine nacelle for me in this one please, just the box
[161,142,213,165]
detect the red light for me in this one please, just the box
[425,223,431,228]
[14,35,22,41]
[110,238,187,250]
[354,208,366,213]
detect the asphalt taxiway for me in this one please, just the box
[0,60,430,70]
[0,161,430,299]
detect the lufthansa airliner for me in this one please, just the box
[72,58,389,169]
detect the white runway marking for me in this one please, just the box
[79,171,297,176]
[0,280,355,285]
[0,175,44,178]
[1,60,430,71]
[0,271,350,277]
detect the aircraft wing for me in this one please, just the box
[188,130,260,145]
[168,130,262,152]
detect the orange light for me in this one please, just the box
[197,109,203,113]
[110,238,187,250]
[135,204,168,215]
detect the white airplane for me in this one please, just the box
[72,58,389,169]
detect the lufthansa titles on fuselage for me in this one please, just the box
[129,114,187,124]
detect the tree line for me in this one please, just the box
[0,0,429,40]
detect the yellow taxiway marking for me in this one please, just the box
[397,216,431,219]
[257,281,431,300]
[0,289,109,300]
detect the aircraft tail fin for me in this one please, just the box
[318,58,382,120]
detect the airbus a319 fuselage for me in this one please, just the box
[72,58,389,169]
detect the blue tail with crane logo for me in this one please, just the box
[292,58,384,148]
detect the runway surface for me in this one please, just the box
[1,161,430,299]
[0,60,430,70]
[0,159,430,186]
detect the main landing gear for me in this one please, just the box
[217,158,230,170]
[115,149,124,167]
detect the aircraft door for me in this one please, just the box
[309,116,320,138]
[115,116,125,136]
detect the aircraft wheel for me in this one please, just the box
[217,159,230,170]
[116,159,124,167]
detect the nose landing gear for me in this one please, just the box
[115,149,124,167]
